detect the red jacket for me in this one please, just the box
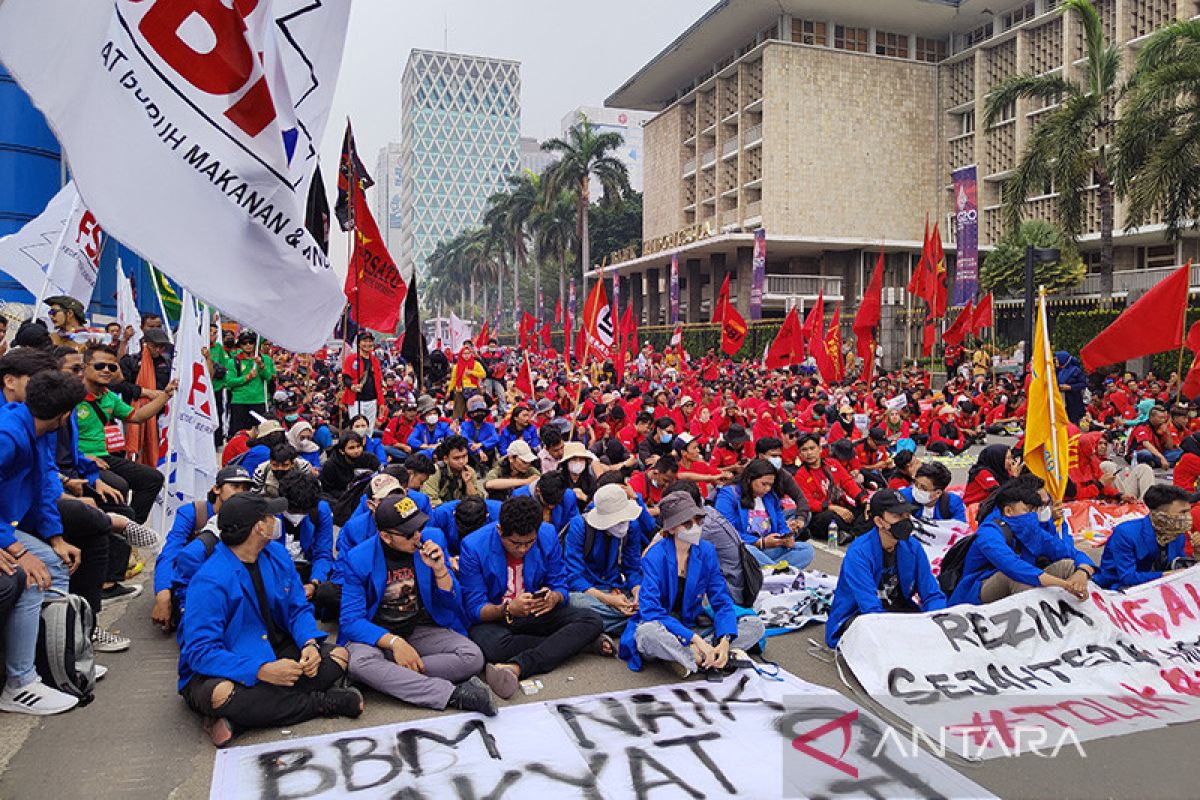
[793,460,864,512]
[341,352,385,413]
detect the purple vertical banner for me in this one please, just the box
[537,287,544,325]
[669,253,680,325]
[568,278,576,319]
[951,165,979,306]
[611,267,620,324]
[750,228,766,321]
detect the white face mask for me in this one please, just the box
[911,487,933,506]
[568,460,586,476]
[425,413,439,425]
[676,523,702,545]
[352,427,369,437]
[282,511,306,526]
[607,521,630,539]
[1037,507,1053,524]
[767,456,783,470]
[262,518,283,540]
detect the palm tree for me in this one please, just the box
[985,0,1120,297]
[541,117,630,292]
[1115,20,1200,239]
[531,188,577,314]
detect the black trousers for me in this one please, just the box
[101,456,163,524]
[469,603,603,679]
[228,403,267,437]
[57,498,112,614]
[81,476,136,520]
[926,441,968,455]
[181,642,345,732]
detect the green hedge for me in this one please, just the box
[1026,303,1200,377]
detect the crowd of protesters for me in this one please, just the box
[2,306,1197,751]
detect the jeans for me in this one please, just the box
[57,498,111,615]
[747,541,814,570]
[569,591,636,635]
[347,626,483,709]
[633,615,766,675]
[101,455,164,524]
[469,603,603,679]
[5,531,69,689]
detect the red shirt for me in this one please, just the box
[382,415,416,447]
[963,471,1001,505]
[793,460,863,512]
[222,430,251,465]
[679,458,723,498]
[629,471,664,506]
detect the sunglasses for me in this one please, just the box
[91,362,121,373]
[49,307,65,315]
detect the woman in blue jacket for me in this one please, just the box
[349,415,388,465]
[713,459,813,569]
[620,490,765,675]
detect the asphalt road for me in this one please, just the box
[2,449,1196,799]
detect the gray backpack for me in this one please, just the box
[35,588,97,705]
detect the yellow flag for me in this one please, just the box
[1024,290,1071,500]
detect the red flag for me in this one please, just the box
[907,216,931,301]
[345,181,406,332]
[477,320,490,347]
[519,312,538,350]
[765,307,803,369]
[574,324,587,363]
[614,306,632,382]
[621,304,638,359]
[515,353,534,398]
[813,304,842,383]
[563,303,573,367]
[720,303,747,356]
[669,323,682,350]
[1183,321,1200,399]
[930,222,948,318]
[802,292,824,346]
[971,292,994,334]
[581,279,613,361]
[1081,261,1191,372]
[540,322,552,350]
[942,301,975,347]
[854,249,885,382]
[712,274,731,324]
[554,297,562,326]
[922,317,937,358]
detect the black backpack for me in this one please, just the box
[936,519,1020,596]
[560,522,597,558]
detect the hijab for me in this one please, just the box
[968,443,1011,486]
[286,420,320,454]
[1125,398,1155,426]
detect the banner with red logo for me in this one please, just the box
[0,0,351,351]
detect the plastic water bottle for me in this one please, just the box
[826,519,838,548]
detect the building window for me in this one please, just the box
[964,22,994,48]
[875,31,910,58]
[1002,1,1037,30]
[960,110,976,136]
[992,100,1016,124]
[792,18,827,46]
[915,36,948,63]
[834,25,869,53]
[1141,244,1177,269]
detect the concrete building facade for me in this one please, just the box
[373,142,404,261]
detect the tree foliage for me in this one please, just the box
[980,219,1087,295]
[589,191,642,265]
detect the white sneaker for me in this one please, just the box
[92,627,131,653]
[0,679,79,716]
[95,664,108,681]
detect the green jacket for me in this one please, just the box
[209,345,236,391]
[227,353,275,405]
[421,465,484,508]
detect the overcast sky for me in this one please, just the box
[320,0,708,269]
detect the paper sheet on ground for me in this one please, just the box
[756,569,837,630]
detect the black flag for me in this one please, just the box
[335,120,374,232]
[305,165,331,254]
[400,275,427,387]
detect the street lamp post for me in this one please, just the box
[1024,246,1060,357]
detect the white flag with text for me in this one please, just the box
[44,188,104,307]
[0,182,76,297]
[116,261,142,355]
[161,292,218,516]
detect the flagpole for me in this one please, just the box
[1038,286,1064,502]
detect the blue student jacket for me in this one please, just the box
[407,421,452,452]
[900,487,967,523]
[460,419,499,452]
[712,485,787,544]
[298,449,322,469]
[337,529,468,646]
[949,511,1096,605]
[457,521,567,625]
[240,444,270,475]
[825,529,946,648]
[364,436,388,465]
[156,501,214,593]
[58,414,100,485]
[562,516,643,594]
[512,483,580,533]
[618,537,737,671]
[496,423,540,456]
[281,501,336,582]
[1095,516,1187,590]
[428,498,503,555]
[178,541,325,691]
[336,490,435,566]
[0,402,63,549]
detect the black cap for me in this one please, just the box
[868,426,888,443]
[218,493,288,534]
[215,465,253,486]
[724,424,748,446]
[375,494,428,536]
[869,489,916,519]
[143,327,172,346]
[357,330,375,342]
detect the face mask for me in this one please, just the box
[767,456,782,470]
[352,427,369,437]
[676,523,702,545]
[425,414,439,425]
[568,460,586,476]
[1151,510,1192,540]
[607,521,630,540]
[887,518,914,541]
[282,511,306,526]
[1037,507,1053,524]
[471,412,487,423]
[262,518,283,540]
[271,469,290,480]
[912,487,933,506]
[284,414,299,423]
[660,432,673,444]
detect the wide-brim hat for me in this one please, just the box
[585,484,642,530]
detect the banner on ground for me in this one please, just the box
[209,672,991,799]
[951,166,979,307]
[0,182,80,298]
[841,567,1200,759]
[0,0,351,351]
[756,569,837,631]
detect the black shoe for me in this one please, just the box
[836,530,855,547]
[318,686,363,719]
[448,676,498,717]
[101,583,142,601]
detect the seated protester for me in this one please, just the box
[336,474,409,560]
[1096,484,1194,590]
[676,434,726,498]
[0,370,87,716]
[427,496,502,558]
[251,443,314,497]
[855,428,892,490]
[948,476,1096,606]
[901,462,967,523]
[885,449,920,490]
[676,479,761,608]
[962,444,1021,507]
[925,406,967,455]
[483,439,540,501]
[381,398,419,457]
[537,424,567,474]
[564,484,644,636]
[629,455,679,518]
[826,405,858,443]
[560,441,599,507]
[755,437,813,528]
[638,417,676,467]
[617,411,653,459]
[319,431,380,501]
[276,472,338,618]
[286,420,323,470]
[513,470,580,534]
[461,395,499,468]
[825,489,947,648]
[153,465,253,632]
[339,495,497,716]
[177,493,362,748]
[422,435,484,508]
[793,433,867,545]
[496,404,540,457]
[710,424,752,472]
[1173,431,1200,497]
[238,420,287,477]
[403,455,437,507]
[1129,404,1180,469]
[829,439,865,484]
[1070,431,1148,502]
[349,415,388,465]
[459,496,605,700]
[620,491,765,675]
[406,395,451,455]
[713,459,814,570]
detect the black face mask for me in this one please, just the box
[271,469,290,480]
[471,412,487,423]
[887,519,914,541]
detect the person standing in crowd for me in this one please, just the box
[341,331,383,434]
[225,332,276,435]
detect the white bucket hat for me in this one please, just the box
[585,484,642,530]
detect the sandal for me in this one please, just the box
[587,633,617,658]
